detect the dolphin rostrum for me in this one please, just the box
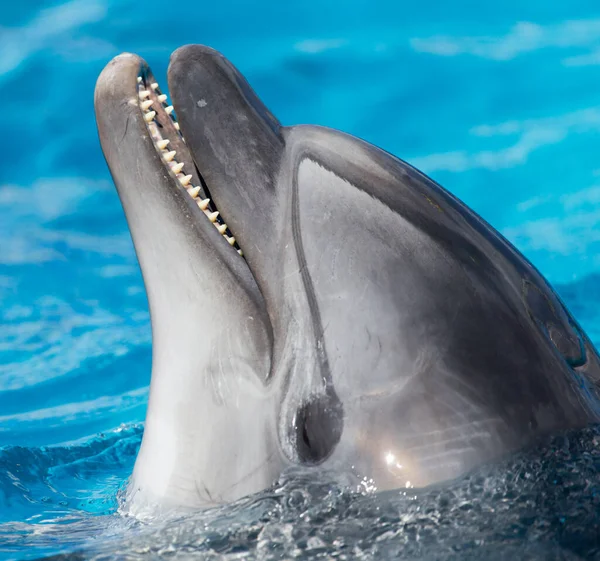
[94,45,600,512]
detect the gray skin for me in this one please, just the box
[95,45,600,513]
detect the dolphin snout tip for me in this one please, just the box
[169,44,224,67]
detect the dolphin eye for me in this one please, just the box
[292,394,343,465]
[523,279,586,367]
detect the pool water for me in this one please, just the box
[2,0,600,559]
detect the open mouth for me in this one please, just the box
[136,72,243,256]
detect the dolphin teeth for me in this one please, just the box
[140,77,243,258]
[187,186,201,198]
[171,162,184,174]
[205,210,219,223]
[198,198,210,211]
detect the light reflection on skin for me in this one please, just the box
[351,450,417,496]
[384,450,413,489]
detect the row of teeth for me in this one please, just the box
[137,76,242,255]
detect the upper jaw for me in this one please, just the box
[166,45,286,296]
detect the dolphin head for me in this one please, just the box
[95,46,600,511]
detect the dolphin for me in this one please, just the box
[94,45,600,512]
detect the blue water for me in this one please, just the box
[2,0,600,559]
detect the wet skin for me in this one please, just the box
[94,45,600,511]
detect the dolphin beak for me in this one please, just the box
[94,52,277,507]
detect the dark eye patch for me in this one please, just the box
[292,392,343,465]
[523,279,586,368]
